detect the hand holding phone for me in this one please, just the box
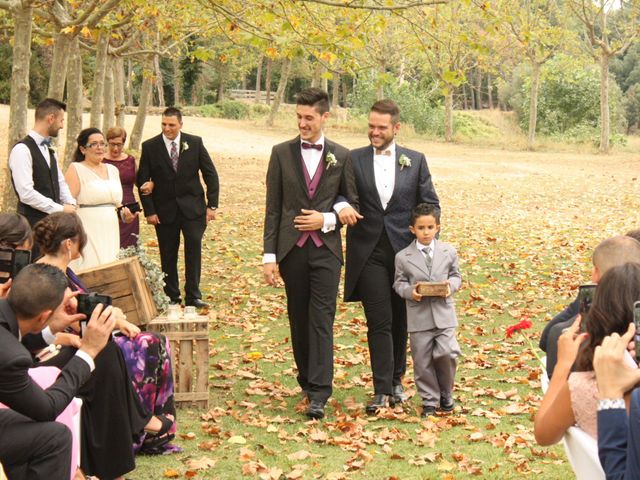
[0,248,31,284]
[578,284,597,332]
[79,303,116,359]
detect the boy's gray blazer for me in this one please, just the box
[393,238,462,332]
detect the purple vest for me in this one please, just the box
[296,156,324,248]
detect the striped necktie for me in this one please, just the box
[170,141,179,171]
[422,246,432,271]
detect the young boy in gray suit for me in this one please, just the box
[393,203,462,417]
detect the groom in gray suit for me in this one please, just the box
[342,100,440,413]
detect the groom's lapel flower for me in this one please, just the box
[399,153,412,170]
[325,151,337,170]
[181,141,189,152]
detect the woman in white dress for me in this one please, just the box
[65,128,136,270]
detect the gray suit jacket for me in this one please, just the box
[344,145,440,301]
[263,136,358,263]
[393,239,462,332]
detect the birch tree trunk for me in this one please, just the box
[527,62,541,150]
[331,74,340,107]
[600,53,610,153]
[113,57,126,127]
[129,58,153,151]
[126,58,133,106]
[173,57,182,106]
[3,3,33,211]
[64,36,83,167]
[254,55,263,103]
[444,88,454,142]
[154,54,165,107]
[47,32,73,100]
[267,58,291,126]
[474,68,482,109]
[89,30,110,130]
[265,58,272,105]
[103,56,115,132]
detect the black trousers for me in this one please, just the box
[155,212,206,302]
[356,229,407,394]
[279,242,341,403]
[0,409,72,480]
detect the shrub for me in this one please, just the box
[198,100,251,120]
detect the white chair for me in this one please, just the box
[540,359,605,480]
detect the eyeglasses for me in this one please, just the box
[108,142,124,148]
[85,142,107,149]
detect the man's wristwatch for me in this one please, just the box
[597,398,625,411]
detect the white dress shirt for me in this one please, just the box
[416,239,435,261]
[163,133,181,157]
[373,142,397,210]
[9,130,76,214]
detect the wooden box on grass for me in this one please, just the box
[147,315,209,409]
[416,281,449,297]
[76,258,158,326]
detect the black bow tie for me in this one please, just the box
[301,142,323,151]
[40,138,52,147]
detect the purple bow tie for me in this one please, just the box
[301,142,323,151]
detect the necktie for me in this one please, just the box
[423,246,432,271]
[301,142,323,151]
[41,138,52,147]
[375,149,391,156]
[170,141,178,171]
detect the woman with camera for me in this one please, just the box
[32,212,177,454]
[534,262,640,446]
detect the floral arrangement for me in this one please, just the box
[182,141,189,152]
[399,154,412,170]
[118,238,171,313]
[325,152,337,169]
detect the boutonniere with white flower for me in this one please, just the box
[181,141,189,152]
[399,153,412,170]
[325,151,337,170]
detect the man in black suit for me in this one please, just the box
[0,263,115,479]
[343,100,440,413]
[263,88,359,419]
[137,107,219,307]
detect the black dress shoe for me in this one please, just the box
[306,400,325,419]
[391,385,408,405]
[185,299,208,308]
[421,405,436,417]
[365,394,390,414]
[439,397,455,412]
[169,298,182,305]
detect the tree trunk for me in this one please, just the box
[527,63,541,150]
[113,56,126,127]
[64,36,83,168]
[154,54,165,107]
[341,76,349,106]
[172,57,182,106]
[216,61,226,101]
[254,55,263,103]
[3,3,33,211]
[444,88,454,142]
[462,84,469,110]
[321,68,328,92]
[267,58,291,127]
[377,63,385,100]
[90,30,110,130]
[125,58,133,106]
[311,63,322,87]
[47,32,73,100]
[103,56,115,132]
[474,68,482,109]
[265,57,273,105]
[129,58,153,151]
[487,74,493,109]
[331,74,340,107]
[599,53,610,153]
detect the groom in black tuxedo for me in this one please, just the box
[137,107,219,307]
[263,88,359,419]
[343,100,440,413]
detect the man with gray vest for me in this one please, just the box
[9,98,77,230]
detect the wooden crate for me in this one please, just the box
[147,315,209,408]
[416,281,450,297]
[76,257,158,326]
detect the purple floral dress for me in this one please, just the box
[67,268,178,453]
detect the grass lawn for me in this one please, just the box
[122,117,640,479]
